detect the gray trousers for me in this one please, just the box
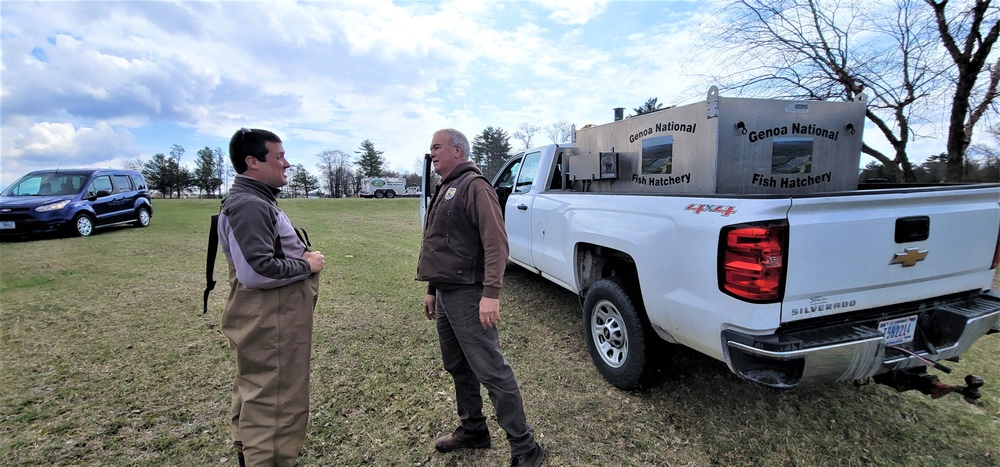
[435,284,536,456]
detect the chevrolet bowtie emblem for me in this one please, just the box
[890,247,928,267]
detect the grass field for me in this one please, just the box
[1,198,998,466]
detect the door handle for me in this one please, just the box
[517,204,528,210]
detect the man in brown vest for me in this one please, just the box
[416,128,545,467]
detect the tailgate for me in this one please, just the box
[781,185,1000,323]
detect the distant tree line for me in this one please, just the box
[121,120,580,198]
[861,122,1000,182]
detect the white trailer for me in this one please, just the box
[359,177,408,199]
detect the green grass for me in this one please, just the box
[1,198,998,466]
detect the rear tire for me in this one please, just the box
[374,190,385,199]
[384,190,396,199]
[73,213,94,237]
[583,276,655,390]
[134,207,151,227]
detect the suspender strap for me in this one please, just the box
[295,226,312,250]
[203,214,219,314]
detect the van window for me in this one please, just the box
[88,176,114,197]
[113,174,134,193]
[54,175,85,195]
[11,177,43,195]
[130,174,147,190]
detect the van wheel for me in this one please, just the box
[134,207,151,227]
[374,190,385,199]
[583,276,653,390]
[73,213,94,237]
[384,190,396,199]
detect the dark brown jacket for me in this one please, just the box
[416,161,508,299]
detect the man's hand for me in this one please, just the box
[480,297,500,329]
[303,250,325,273]
[423,294,436,320]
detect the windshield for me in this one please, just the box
[2,173,89,196]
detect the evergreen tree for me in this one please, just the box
[193,146,222,197]
[142,153,174,197]
[631,97,662,116]
[289,164,319,197]
[472,126,512,180]
[355,139,385,177]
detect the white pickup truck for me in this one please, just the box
[469,89,1000,400]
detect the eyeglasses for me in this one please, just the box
[240,127,251,140]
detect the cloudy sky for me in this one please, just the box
[0,0,971,189]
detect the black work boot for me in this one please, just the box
[510,443,545,467]
[434,426,491,453]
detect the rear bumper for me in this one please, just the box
[722,292,1000,389]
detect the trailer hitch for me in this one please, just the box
[872,367,984,404]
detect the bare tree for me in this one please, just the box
[708,0,999,182]
[214,147,232,197]
[966,121,1000,180]
[546,120,573,144]
[317,149,352,198]
[121,157,144,171]
[926,0,1000,181]
[512,122,541,150]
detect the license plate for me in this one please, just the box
[0,221,13,229]
[878,315,918,345]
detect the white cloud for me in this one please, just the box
[0,0,978,188]
[1,121,137,178]
[536,0,608,25]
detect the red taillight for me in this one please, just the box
[719,220,788,302]
[992,206,1000,270]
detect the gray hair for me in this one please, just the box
[437,128,471,161]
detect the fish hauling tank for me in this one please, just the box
[566,86,868,195]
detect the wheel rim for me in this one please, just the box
[591,298,628,368]
[139,209,150,226]
[77,216,93,236]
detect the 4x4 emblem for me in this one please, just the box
[890,247,928,267]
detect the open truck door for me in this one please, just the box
[420,153,432,229]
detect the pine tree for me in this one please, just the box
[472,127,512,180]
[355,139,385,177]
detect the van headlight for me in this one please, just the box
[36,200,70,212]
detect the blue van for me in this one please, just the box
[0,168,153,237]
